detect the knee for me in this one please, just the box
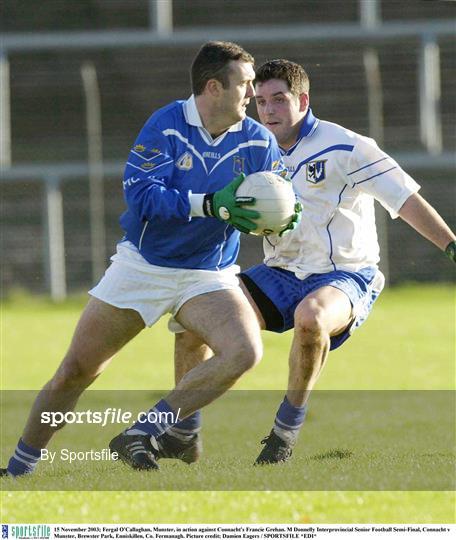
[50,353,97,391]
[294,299,328,341]
[225,336,263,377]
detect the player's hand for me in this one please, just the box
[278,201,302,237]
[203,173,260,234]
[445,240,456,263]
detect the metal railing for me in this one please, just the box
[2,153,454,300]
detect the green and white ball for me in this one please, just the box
[236,171,296,236]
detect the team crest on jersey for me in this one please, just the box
[176,151,193,171]
[306,160,327,184]
[141,162,155,170]
[233,156,245,175]
[271,160,280,171]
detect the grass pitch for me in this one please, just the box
[1,284,455,522]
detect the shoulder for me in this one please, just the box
[136,101,187,149]
[315,119,368,146]
[318,119,387,152]
[146,100,186,130]
[313,120,387,164]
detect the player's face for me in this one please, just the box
[219,61,256,124]
[255,79,308,149]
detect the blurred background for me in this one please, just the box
[1,0,455,300]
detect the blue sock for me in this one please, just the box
[169,411,201,437]
[7,438,41,477]
[126,399,179,438]
[273,396,307,443]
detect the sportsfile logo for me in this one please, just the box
[40,407,181,428]
[2,525,8,539]
[9,525,50,539]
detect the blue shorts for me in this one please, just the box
[239,265,384,350]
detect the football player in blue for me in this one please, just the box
[166,59,455,466]
[1,42,297,476]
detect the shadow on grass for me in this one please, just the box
[311,449,354,460]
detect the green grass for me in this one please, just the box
[1,390,454,492]
[1,491,454,524]
[1,284,455,522]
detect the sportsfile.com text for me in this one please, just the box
[40,408,181,428]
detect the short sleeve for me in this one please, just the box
[346,136,420,218]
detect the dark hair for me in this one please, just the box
[255,59,310,96]
[191,41,254,95]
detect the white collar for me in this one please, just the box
[183,95,243,133]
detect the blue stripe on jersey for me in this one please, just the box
[326,221,336,271]
[291,144,354,179]
[354,166,398,185]
[162,128,208,173]
[347,156,388,175]
[326,184,348,271]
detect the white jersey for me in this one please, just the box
[263,110,420,278]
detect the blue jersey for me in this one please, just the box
[120,96,284,270]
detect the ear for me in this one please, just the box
[205,78,223,98]
[299,93,309,113]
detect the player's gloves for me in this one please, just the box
[203,173,260,234]
[444,240,456,263]
[278,201,303,237]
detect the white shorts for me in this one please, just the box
[89,241,241,333]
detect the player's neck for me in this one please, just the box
[195,96,232,138]
[280,138,298,151]
[279,118,305,150]
[279,132,299,151]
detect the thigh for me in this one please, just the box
[295,285,353,336]
[174,288,261,353]
[65,296,145,369]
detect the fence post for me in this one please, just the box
[0,51,11,167]
[419,35,442,155]
[149,0,173,34]
[360,0,389,285]
[81,61,106,284]
[43,175,66,301]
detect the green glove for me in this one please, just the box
[278,201,303,237]
[203,173,260,234]
[445,240,456,263]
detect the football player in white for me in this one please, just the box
[159,59,455,465]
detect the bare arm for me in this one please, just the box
[398,192,455,252]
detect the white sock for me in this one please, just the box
[273,426,299,445]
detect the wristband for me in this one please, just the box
[202,193,231,221]
[444,240,456,263]
[202,194,215,217]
